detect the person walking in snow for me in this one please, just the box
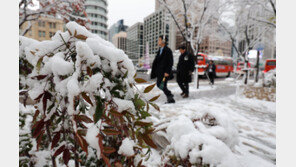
[206,60,216,85]
[151,35,175,104]
[177,46,195,98]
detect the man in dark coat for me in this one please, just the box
[151,35,175,103]
[206,60,216,85]
[177,46,195,98]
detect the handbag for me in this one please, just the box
[159,77,166,90]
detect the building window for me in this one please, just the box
[38,31,42,37]
[53,23,56,28]
[43,31,46,37]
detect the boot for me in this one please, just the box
[166,95,175,104]
[182,94,189,98]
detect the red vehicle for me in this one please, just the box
[197,53,234,77]
[236,62,251,74]
[263,59,276,73]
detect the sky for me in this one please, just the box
[107,0,155,27]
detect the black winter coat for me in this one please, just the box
[206,63,217,75]
[177,52,195,83]
[151,46,174,80]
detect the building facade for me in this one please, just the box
[199,37,232,57]
[85,0,108,40]
[108,19,128,42]
[112,31,127,52]
[20,15,64,41]
[126,22,144,64]
[143,10,176,56]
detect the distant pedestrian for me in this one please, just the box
[206,60,216,85]
[177,46,195,98]
[151,35,175,103]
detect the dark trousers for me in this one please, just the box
[156,77,173,98]
[177,81,189,95]
[209,72,215,85]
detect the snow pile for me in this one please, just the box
[164,115,239,166]
[113,98,135,113]
[86,125,101,159]
[118,138,136,157]
[263,69,276,87]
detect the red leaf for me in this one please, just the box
[102,129,121,136]
[33,110,40,122]
[102,154,111,167]
[42,91,52,112]
[34,93,44,101]
[54,145,65,157]
[109,109,123,117]
[31,75,47,80]
[51,132,61,149]
[102,147,116,154]
[36,130,45,151]
[137,160,143,167]
[75,132,88,154]
[81,92,93,106]
[75,34,87,40]
[77,115,93,123]
[149,95,161,102]
[144,83,156,93]
[142,134,157,149]
[134,78,147,83]
[32,119,45,138]
[63,148,70,165]
[134,121,152,127]
[87,67,93,77]
[150,103,160,111]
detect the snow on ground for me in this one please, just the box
[138,79,276,167]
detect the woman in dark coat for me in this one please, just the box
[177,46,195,98]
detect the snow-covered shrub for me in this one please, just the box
[19,22,160,167]
[263,69,276,87]
[150,113,239,167]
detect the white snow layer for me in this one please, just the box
[166,115,239,166]
[118,138,136,157]
[86,125,101,159]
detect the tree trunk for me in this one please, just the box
[255,50,260,83]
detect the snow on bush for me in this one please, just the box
[263,69,276,87]
[118,138,136,157]
[146,109,239,166]
[19,21,161,167]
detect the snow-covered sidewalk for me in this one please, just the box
[138,80,276,167]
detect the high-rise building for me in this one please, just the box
[126,22,144,64]
[108,19,129,42]
[112,31,127,52]
[143,10,176,56]
[85,0,108,40]
[20,15,64,41]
